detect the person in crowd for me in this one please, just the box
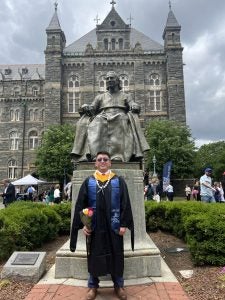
[143,170,149,186]
[219,182,225,202]
[185,184,191,201]
[27,185,35,201]
[0,179,16,207]
[144,179,154,201]
[70,151,134,300]
[192,180,201,201]
[200,168,216,203]
[54,184,61,204]
[64,181,72,201]
[165,182,174,201]
[213,182,221,202]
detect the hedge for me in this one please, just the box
[0,201,71,261]
[145,201,225,265]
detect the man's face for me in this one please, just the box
[95,154,111,173]
[106,75,117,89]
[206,171,212,177]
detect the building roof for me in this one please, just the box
[64,27,163,54]
[46,8,61,31]
[0,64,45,81]
[165,9,180,28]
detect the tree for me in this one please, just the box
[35,124,75,183]
[145,120,196,178]
[194,141,225,180]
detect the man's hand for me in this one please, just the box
[118,227,126,236]
[83,225,92,236]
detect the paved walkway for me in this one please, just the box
[25,282,189,300]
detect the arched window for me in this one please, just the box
[34,109,39,121]
[99,75,106,92]
[29,109,34,121]
[119,38,123,50]
[32,86,38,96]
[9,131,19,150]
[148,73,162,111]
[119,75,129,92]
[111,39,116,50]
[104,39,108,50]
[14,87,20,97]
[15,109,20,121]
[29,131,38,149]
[68,75,80,89]
[8,159,18,179]
[10,109,14,121]
[149,73,160,86]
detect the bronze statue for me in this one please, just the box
[71,71,150,162]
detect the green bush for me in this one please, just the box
[0,201,67,261]
[145,201,225,266]
[52,202,71,234]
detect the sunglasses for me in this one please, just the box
[97,158,110,162]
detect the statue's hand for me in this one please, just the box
[79,104,94,117]
[131,104,140,113]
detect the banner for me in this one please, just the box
[163,161,172,191]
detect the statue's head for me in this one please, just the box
[106,71,122,90]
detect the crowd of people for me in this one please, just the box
[0,180,72,208]
[143,167,225,203]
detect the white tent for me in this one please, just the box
[12,174,46,186]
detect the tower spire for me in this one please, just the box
[110,0,116,8]
[54,1,58,12]
[169,0,172,10]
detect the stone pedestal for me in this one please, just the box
[55,162,161,279]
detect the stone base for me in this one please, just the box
[1,252,46,283]
[55,235,161,279]
[55,163,162,280]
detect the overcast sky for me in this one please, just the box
[1,0,225,147]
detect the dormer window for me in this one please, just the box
[110,20,116,27]
[5,68,11,75]
[22,67,28,75]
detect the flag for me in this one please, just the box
[163,161,172,191]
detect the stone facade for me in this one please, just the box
[0,4,186,180]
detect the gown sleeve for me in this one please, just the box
[119,176,134,251]
[70,178,89,252]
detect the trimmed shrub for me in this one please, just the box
[145,201,225,266]
[52,202,71,234]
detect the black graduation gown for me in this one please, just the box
[70,175,134,277]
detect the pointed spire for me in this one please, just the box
[165,6,180,28]
[169,0,172,11]
[110,0,116,8]
[46,2,61,30]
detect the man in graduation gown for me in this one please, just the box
[70,151,134,300]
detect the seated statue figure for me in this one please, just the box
[71,71,150,162]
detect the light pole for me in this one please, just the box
[152,155,157,177]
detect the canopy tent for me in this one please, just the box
[12,174,46,186]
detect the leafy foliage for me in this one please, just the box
[145,120,196,178]
[0,201,71,261]
[145,201,225,265]
[35,124,75,183]
[194,141,225,180]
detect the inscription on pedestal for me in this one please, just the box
[11,253,39,265]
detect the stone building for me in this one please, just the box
[0,2,186,180]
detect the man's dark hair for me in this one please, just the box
[96,151,111,159]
